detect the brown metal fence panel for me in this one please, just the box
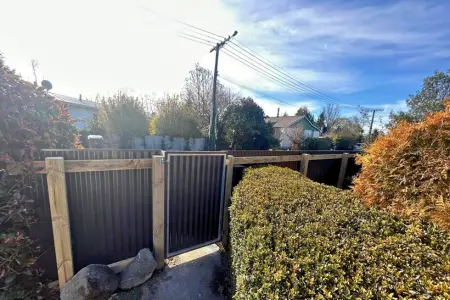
[226,150,361,188]
[165,153,226,257]
[226,150,302,171]
[30,149,159,279]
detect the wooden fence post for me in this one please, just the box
[300,154,310,177]
[152,155,165,269]
[337,153,350,188]
[221,156,234,248]
[45,157,73,288]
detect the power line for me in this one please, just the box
[224,44,346,106]
[177,34,214,47]
[178,32,217,46]
[219,75,297,108]
[176,33,355,109]
[141,7,225,40]
[230,40,357,108]
[221,48,343,107]
[141,7,360,109]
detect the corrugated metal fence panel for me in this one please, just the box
[344,156,360,189]
[226,150,302,171]
[307,159,342,186]
[31,149,159,278]
[23,173,56,279]
[166,154,226,257]
[226,150,361,188]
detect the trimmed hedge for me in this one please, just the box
[230,166,450,299]
[301,137,332,150]
[333,136,357,150]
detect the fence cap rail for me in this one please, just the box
[6,159,153,175]
[6,153,354,174]
[232,153,354,165]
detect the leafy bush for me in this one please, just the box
[353,99,450,230]
[301,137,332,150]
[96,92,149,147]
[333,136,357,150]
[0,54,74,298]
[149,94,202,138]
[221,97,279,150]
[230,166,450,299]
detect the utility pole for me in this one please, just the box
[209,30,238,150]
[360,107,384,136]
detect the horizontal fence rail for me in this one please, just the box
[7,159,153,175]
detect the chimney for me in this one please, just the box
[277,107,280,117]
[79,94,83,102]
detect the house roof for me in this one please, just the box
[266,116,302,128]
[51,93,97,110]
[266,115,320,131]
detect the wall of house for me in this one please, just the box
[67,105,97,129]
[278,118,320,149]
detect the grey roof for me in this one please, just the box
[51,93,97,110]
[266,116,303,128]
[266,115,320,131]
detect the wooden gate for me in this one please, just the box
[164,152,226,257]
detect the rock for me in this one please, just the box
[119,248,157,290]
[60,264,119,300]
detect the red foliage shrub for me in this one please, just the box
[353,98,450,230]
[0,54,76,298]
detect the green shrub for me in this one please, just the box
[301,137,332,150]
[230,166,450,299]
[333,136,357,150]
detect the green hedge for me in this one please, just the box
[230,166,450,299]
[333,136,357,150]
[301,137,332,150]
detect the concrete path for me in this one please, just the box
[112,245,228,300]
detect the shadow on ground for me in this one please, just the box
[112,245,228,300]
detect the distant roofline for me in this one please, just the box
[50,93,98,110]
[266,115,320,131]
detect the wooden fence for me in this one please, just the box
[7,150,357,289]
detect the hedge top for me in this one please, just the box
[230,166,450,299]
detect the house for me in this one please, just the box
[266,115,320,149]
[51,93,98,129]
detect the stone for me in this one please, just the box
[119,248,157,290]
[60,264,119,300]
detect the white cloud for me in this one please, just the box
[1,0,447,117]
[254,98,319,117]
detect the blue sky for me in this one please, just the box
[1,0,449,127]
[222,0,450,121]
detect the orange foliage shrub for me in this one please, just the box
[353,98,450,230]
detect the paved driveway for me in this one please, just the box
[112,245,228,300]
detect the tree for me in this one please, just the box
[182,63,239,135]
[97,92,149,147]
[285,128,304,150]
[149,94,202,138]
[331,117,364,139]
[322,104,341,131]
[221,97,279,150]
[295,106,315,122]
[389,70,450,126]
[316,111,326,130]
